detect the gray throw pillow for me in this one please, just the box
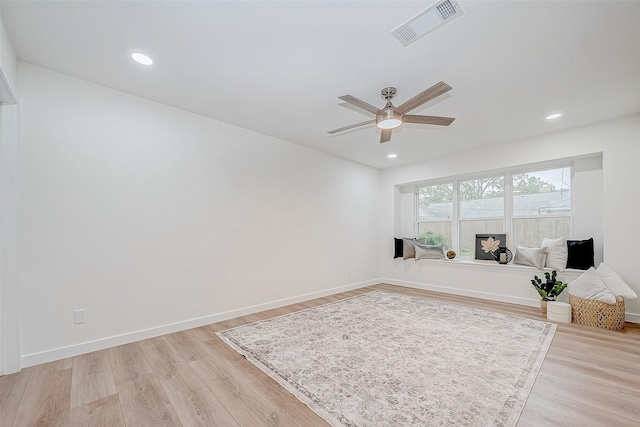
[414,243,445,260]
[513,246,549,269]
[402,237,425,259]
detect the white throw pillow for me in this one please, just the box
[568,267,617,304]
[513,246,548,269]
[596,263,638,300]
[542,237,568,271]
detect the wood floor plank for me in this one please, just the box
[618,383,640,405]
[190,355,299,426]
[535,369,619,397]
[109,341,153,385]
[204,336,330,426]
[164,329,213,362]
[68,394,125,426]
[158,363,240,426]
[70,350,118,408]
[139,336,189,381]
[527,383,639,427]
[11,369,72,427]
[140,335,239,425]
[536,374,640,421]
[214,317,249,332]
[543,352,640,391]
[0,367,32,427]
[116,372,183,427]
[186,325,220,342]
[518,400,586,427]
[24,357,72,379]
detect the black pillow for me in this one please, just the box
[566,238,594,270]
[394,238,403,258]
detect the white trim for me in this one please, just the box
[382,277,543,307]
[401,154,598,189]
[20,279,377,368]
[0,65,17,104]
[625,313,640,324]
[0,102,21,375]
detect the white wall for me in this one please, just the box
[18,63,381,366]
[380,114,640,319]
[0,13,17,101]
[0,12,20,375]
[573,156,604,264]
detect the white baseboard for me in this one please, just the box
[381,278,542,307]
[625,312,640,323]
[20,279,377,369]
[382,278,640,323]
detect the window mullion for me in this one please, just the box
[504,172,513,250]
[453,180,460,253]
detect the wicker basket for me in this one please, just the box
[569,294,625,330]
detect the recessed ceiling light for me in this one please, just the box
[132,52,153,66]
[546,113,562,120]
[388,153,398,159]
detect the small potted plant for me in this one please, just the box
[531,270,567,314]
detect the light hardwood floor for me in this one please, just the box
[2,283,639,426]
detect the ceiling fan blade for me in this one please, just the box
[395,81,452,115]
[327,120,376,134]
[403,115,456,126]
[338,95,384,115]
[380,129,392,143]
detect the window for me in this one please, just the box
[417,183,453,249]
[512,167,571,247]
[459,176,504,257]
[416,165,572,259]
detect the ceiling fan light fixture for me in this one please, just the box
[376,108,402,129]
[327,81,455,142]
[377,118,402,129]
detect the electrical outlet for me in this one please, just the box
[347,268,352,277]
[74,309,86,324]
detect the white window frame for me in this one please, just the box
[415,181,455,249]
[416,163,574,256]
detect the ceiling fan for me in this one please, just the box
[328,81,455,143]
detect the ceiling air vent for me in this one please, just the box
[391,0,464,47]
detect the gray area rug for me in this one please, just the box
[217,291,556,426]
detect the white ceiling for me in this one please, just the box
[3,1,640,169]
